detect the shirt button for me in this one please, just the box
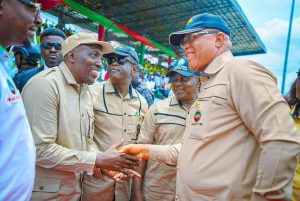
[81,114,84,117]
[39,186,44,190]
[124,112,127,115]
[124,129,127,132]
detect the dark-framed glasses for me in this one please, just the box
[180,31,219,49]
[19,0,41,21]
[106,57,136,65]
[41,42,62,51]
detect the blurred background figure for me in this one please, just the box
[12,43,41,72]
[132,64,154,106]
[286,68,300,201]
[12,43,41,91]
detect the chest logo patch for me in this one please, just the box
[194,110,201,122]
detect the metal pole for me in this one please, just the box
[281,0,295,94]
[139,43,145,65]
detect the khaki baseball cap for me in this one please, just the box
[61,32,114,56]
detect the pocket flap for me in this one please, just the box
[33,177,60,193]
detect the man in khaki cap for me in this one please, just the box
[22,33,140,200]
[120,13,300,201]
[82,45,148,201]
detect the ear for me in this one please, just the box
[132,65,138,75]
[215,32,226,47]
[0,0,5,16]
[67,51,76,63]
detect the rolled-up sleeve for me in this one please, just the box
[229,61,300,200]
[22,77,96,174]
[137,106,156,144]
[148,144,181,166]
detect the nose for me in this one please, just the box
[173,79,182,87]
[183,42,191,53]
[49,46,57,52]
[34,11,43,26]
[95,60,102,69]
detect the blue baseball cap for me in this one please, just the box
[166,57,200,77]
[169,13,231,46]
[105,45,139,65]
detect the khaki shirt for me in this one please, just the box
[22,62,97,201]
[82,79,148,201]
[149,51,300,201]
[137,95,187,201]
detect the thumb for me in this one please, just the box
[111,138,124,150]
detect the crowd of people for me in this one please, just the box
[1,1,300,201]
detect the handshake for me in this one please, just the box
[94,141,149,182]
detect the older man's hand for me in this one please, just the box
[119,144,149,160]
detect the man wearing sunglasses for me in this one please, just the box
[120,13,300,201]
[0,0,42,200]
[82,45,148,201]
[13,28,66,92]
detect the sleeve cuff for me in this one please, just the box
[148,145,167,161]
[79,151,97,175]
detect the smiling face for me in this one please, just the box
[41,35,64,67]
[107,56,136,85]
[0,0,41,47]
[171,72,199,103]
[68,44,103,85]
[182,29,219,72]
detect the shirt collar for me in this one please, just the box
[44,64,49,70]
[169,94,181,106]
[203,51,234,75]
[59,62,88,89]
[105,79,138,99]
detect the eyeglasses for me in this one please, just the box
[172,76,191,84]
[106,57,136,65]
[19,0,41,21]
[41,42,62,51]
[180,31,219,49]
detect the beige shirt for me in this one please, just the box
[22,62,97,201]
[137,95,188,201]
[149,51,300,201]
[82,79,148,201]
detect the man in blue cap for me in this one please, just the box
[82,45,148,201]
[12,43,41,91]
[120,13,300,201]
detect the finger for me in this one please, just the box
[123,154,140,162]
[124,169,141,178]
[111,139,124,150]
[121,160,139,169]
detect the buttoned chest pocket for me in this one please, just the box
[127,115,144,142]
[86,109,95,139]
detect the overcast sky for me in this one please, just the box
[236,0,300,94]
